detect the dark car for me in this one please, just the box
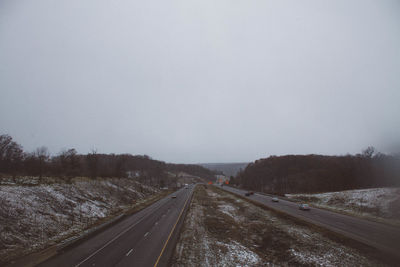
[245,192,251,196]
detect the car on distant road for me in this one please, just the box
[272,197,279,202]
[171,195,177,199]
[245,192,251,196]
[249,191,254,195]
[299,204,310,210]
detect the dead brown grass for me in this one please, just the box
[171,185,391,267]
[216,186,398,266]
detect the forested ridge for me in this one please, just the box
[231,150,400,194]
[0,134,216,185]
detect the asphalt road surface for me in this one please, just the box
[39,185,194,267]
[221,186,400,258]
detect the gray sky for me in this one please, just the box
[1,0,400,163]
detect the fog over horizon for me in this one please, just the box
[1,0,400,164]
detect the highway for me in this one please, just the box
[221,186,400,258]
[38,185,194,267]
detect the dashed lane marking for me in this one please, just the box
[126,249,133,256]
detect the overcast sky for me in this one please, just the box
[1,0,399,163]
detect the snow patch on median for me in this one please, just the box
[216,240,261,266]
[218,204,236,217]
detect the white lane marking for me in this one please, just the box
[144,232,149,237]
[74,197,172,267]
[154,185,194,267]
[126,249,133,256]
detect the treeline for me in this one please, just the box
[0,134,215,185]
[231,148,400,194]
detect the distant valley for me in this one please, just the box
[199,162,249,177]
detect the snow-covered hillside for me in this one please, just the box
[0,177,159,264]
[286,187,400,223]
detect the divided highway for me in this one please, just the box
[39,185,194,267]
[222,186,400,258]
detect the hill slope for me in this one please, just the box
[235,154,400,194]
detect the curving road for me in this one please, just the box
[38,185,194,267]
[221,186,400,259]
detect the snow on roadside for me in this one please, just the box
[218,204,236,218]
[173,189,261,267]
[172,185,388,267]
[0,177,159,264]
[286,187,400,221]
[215,240,261,267]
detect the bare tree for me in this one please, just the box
[0,134,24,179]
[86,149,98,179]
[35,146,50,181]
[58,148,80,180]
[362,146,376,158]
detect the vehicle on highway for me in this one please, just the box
[249,191,254,195]
[171,195,177,199]
[272,197,279,202]
[245,192,251,196]
[299,204,310,210]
